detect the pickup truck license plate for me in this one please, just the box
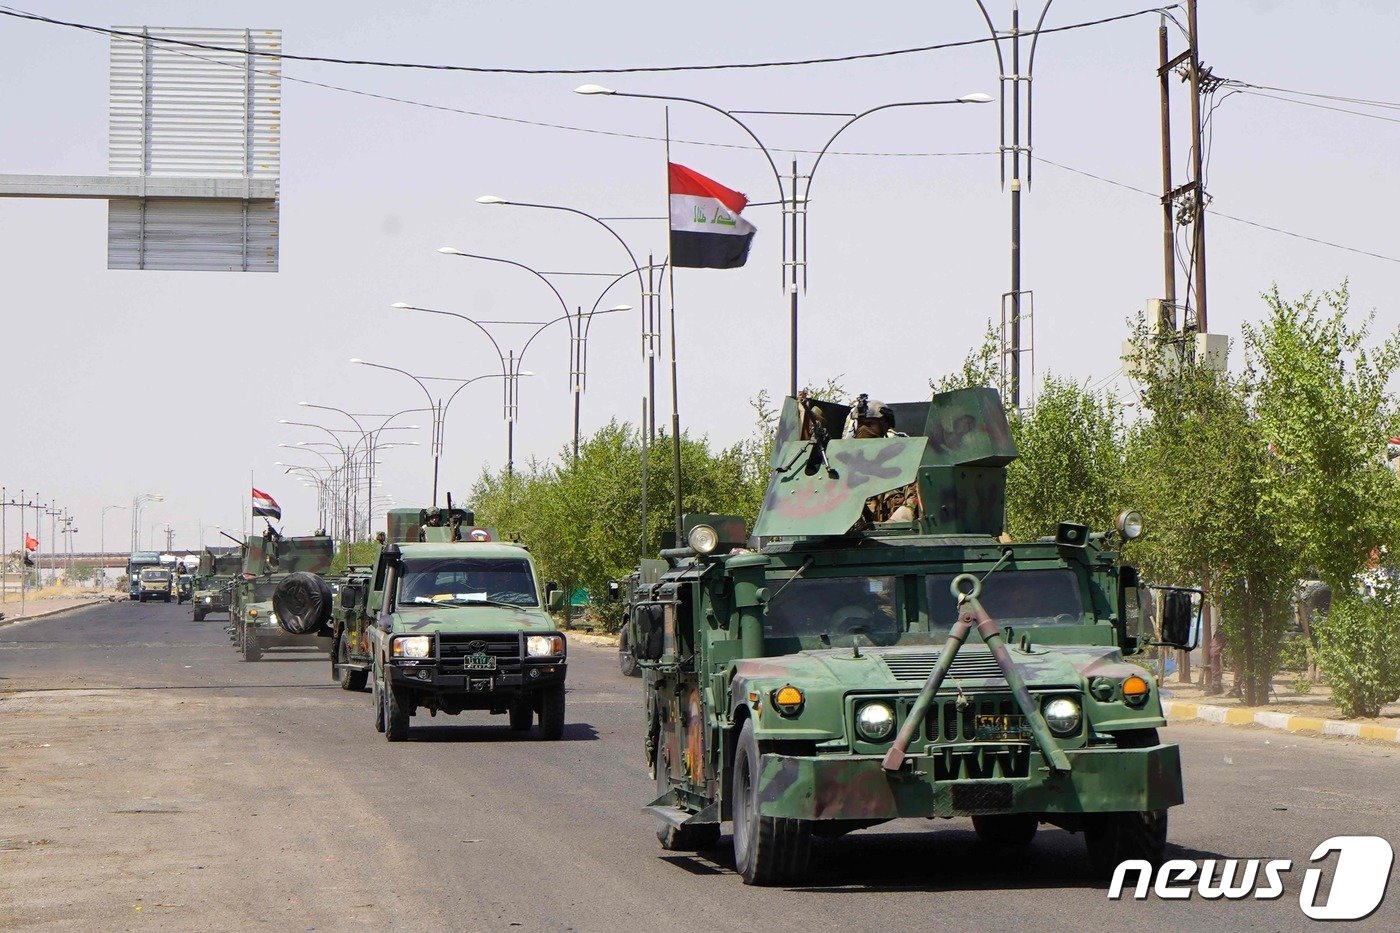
[463,652,497,671]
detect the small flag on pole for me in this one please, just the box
[252,488,281,521]
[668,163,756,269]
[25,534,39,551]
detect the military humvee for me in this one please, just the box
[333,506,568,742]
[228,528,336,662]
[192,550,241,622]
[623,388,1195,886]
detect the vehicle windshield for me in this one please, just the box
[140,569,170,582]
[253,582,277,601]
[398,556,538,607]
[925,569,1085,631]
[765,576,901,644]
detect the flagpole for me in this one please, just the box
[664,107,684,540]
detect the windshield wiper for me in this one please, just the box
[453,597,528,611]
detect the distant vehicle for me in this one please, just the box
[228,528,335,662]
[137,567,174,603]
[126,551,161,599]
[192,550,240,622]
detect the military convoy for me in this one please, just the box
[226,527,336,662]
[618,388,1195,885]
[331,505,568,742]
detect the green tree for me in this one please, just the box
[1004,376,1128,539]
[1244,283,1400,589]
[1317,586,1400,718]
[930,322,1001,395]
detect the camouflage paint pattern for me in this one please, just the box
[755,387,1018,538]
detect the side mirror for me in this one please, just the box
[547,590,565,612]
[339,584,361,610]
[606,580,621,602]
[1159,588,1198,650]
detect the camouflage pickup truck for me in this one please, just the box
[624,388,1196,885]
[333,506,568,742]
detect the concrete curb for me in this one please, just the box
[1163,698,1400,744]
[0,598,119,628]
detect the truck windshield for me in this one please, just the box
[925,569,1085,631]
[140,570,170,582]
[253,582,277,601]
[765,575,900,643]
[398,557,538,607]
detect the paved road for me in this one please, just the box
[2,601,1397,931]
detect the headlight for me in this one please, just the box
[269,612,281,627]
[1042,697,1082,736]
[392,635,432,659]
[855,701,896,742]
[687,524,718,555]
[526,635,565,657]
[203,597,212,604]
[1116,510,1144,540]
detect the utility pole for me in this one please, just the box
[1158,0,1219,692]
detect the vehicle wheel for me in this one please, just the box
[384,680,410,742]
[973,814,1039,845]
[537,684,565,740]
[372,675,386,733]
[732,719,811,885]
[193,610,205,622]
[509,701,533,732]
[618,630,639,677]
[1084,729,1168,878]
[335,635,368,692]
[242,629,262,662]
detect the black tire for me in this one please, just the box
[373,675,386,733]
[335,635,369,692]
[384,680,410,742]
[732,719,811,885]
[242,628,262,662]
[272,572,332,635]
[193,611,205,622]
[537,684,565,740]
[509,702,533,732]
[1084,729,1168,878]
[618,629,640,677]
[972,814,1039,845]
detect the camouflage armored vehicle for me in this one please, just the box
[624,388,1194,885]
[228,528,336,662]
[192,549,240,621]
[333,505,568,742]
[136,566,174,602]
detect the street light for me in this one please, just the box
[431,249,632,465]
[474,195,660,435]
[131,493,163,552]
[576,84,990,399]
[394,298,622,473]
[100,504,127,561]
[350,361,522,504]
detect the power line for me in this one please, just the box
[1223,80,1400,112]
[1231,88,1400,126]
[1033,156,1400,265]
[0,4,1176,75]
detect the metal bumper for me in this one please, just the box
[756,744,1184,821]
[388,661,566,694]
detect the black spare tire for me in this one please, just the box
[272,572,332,634]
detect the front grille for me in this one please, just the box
[926,694,1020,743]
[879,651,1006,683]
[437,634,521,673]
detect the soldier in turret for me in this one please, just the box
[845,395,921,523]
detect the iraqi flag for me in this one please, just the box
[252,488,281,521]
[24,534,38,551]
[669,163,756,269]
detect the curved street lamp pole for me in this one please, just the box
[577,85,991,399]
[100,504,127,562]
[477,197,661,438]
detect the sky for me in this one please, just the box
[2,0,1398,554]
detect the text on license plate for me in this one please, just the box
[463,652,497,671]
[975,714,1029,742]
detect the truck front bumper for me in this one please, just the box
[388,660,566,694]
[757,743,1183,820]
[243,625,328,649]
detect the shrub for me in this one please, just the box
[1317,591,1400,718]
